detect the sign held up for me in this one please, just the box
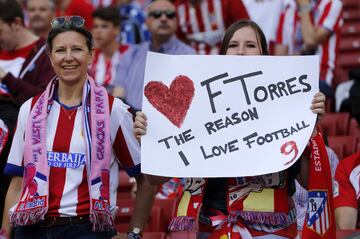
[141,52,319,178]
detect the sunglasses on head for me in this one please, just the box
[50,16,85,29]
[148,10,176,19]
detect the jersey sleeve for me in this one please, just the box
[275,2,295,47]
[318,0,342,32]
[225,0,250,27]
[334,159,358,209]
[3,99,32,177]
[111,98,141,177]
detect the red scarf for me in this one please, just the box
[169,132,334,239]
[301,133,336,239]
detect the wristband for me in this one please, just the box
[127,227,143,239]
[298,4,311,15]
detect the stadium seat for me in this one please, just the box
[349,118,360,153]
[328,135,357,159]
[117,170,135,200]
[341,23,360,36]
[343,9,360,22]
[320,112,350,136]
[337,51,360,69]
[343,0,360,8]
[116,198,164,232]
[153,198,177,232]
[143,232,167,239]
[348,118,360,137]
[168,232,197,239]
[334,68,350,87]
[339,38,360,52]
[119,169,133,192]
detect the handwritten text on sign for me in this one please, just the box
[141,52,319,177]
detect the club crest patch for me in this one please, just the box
[306,190,331,236]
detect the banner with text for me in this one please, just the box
[141,52,319,177]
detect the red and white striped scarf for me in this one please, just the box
[169,132,335,239]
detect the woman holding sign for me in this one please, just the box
[135,20,330,239]
[1,16,156,239]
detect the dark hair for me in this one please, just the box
[92,6,121,26]
[220,19,269,56]
[0,0,24,24]
[47,24,94,52]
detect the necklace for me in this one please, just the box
[61,106,77,120]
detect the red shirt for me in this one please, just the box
[334,152,360,227]
[56,0,94,29]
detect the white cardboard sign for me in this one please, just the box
[141,52,319,177]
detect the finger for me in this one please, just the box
[134,114,147,127]
[310,102,325,110]
[134,120,146,131]
[134,117,147,127]
[135,111,147,120]
[312,109,325,116]
[134,128,146,136]
[312,92,326,102]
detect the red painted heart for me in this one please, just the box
[144,75,195,128]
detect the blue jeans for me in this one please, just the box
[13,223,117,239]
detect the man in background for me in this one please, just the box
[27,0,55,38]
[114,0,195,110]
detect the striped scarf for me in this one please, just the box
[10,76,113,231]
[169,133,332,238]
[168,176,293,237]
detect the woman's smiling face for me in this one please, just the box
[49,31,93,85]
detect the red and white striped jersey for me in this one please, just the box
[0,42,35,95]
[242,0,283,44]
[5,94,140,217]
[89,46,128,88]
[334,152,360,209]
[175,0,249,55]
[276,0,343,86]
[334,152,360,228]
[91,0,116,8]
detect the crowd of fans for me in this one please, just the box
[0,0,359,238]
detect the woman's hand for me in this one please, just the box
[310,92,326,122]
[134,111,148,140]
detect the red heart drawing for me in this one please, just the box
[144,75,195,128]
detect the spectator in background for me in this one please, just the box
[90,6,129,94]
[92,0,116,8]
[174,0,249,55]
[275,0,343,98]
[349,77,360,125]
[118,0,150,44]
[0,0,55,224]
[54,0,94,29]
[113,0,195,110]
[334,152,360,229]
[0,1,54,107]
[242,0,283,53]
[27,0,55,38]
